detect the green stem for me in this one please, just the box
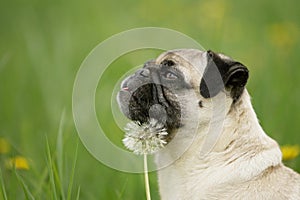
[144,154,151,200]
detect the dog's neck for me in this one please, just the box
[156,90,283,199]
[213,90,277,153]
[198,90,282,178]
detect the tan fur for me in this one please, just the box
[154,49,300,200]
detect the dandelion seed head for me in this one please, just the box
[123,118,168,155]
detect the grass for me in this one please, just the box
[0,168,8,200]
[0,114,81,200]
[0,0,300,199]
[15,172,35,200]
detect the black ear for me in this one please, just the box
[200,50,249,102]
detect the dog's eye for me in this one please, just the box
[161,59,175,67]
[164,71,178,80]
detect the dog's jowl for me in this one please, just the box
[117,49,300,200]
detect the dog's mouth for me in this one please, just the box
[118,80,181,141]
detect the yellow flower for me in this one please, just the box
[0,137,10,154]
[6,156,30,170]
[200,0,227,22]
[267,22,299,50]
[281,145,300,161]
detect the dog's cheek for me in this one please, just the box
[161,87,181,130]
[128,84,153,123]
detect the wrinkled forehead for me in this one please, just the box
[155,49,208,85]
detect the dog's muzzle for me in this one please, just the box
[117,62,181,133]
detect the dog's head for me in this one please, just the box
[117,49,249,142]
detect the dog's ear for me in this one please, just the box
[200,50,249,102]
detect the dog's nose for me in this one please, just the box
[137,68,150,77]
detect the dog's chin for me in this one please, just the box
[118,83,182,141]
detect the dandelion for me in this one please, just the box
[0,137,10,154]
[6,156,30,170]
[123,118,168,200]
[123,118,168,155]
[281,145,300,161]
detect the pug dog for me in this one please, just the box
[117,49,300,200]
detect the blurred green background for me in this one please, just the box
[1,0,300,199]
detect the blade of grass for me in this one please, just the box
[67,140,78,200]
[31,165,50,198]
[52,159,64,199]
[15,172,35,200]
[57,109,66,200]
[0,168,8,200]
[75,186,80,200]
[116,178,128,199]
[46,137,58,200]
